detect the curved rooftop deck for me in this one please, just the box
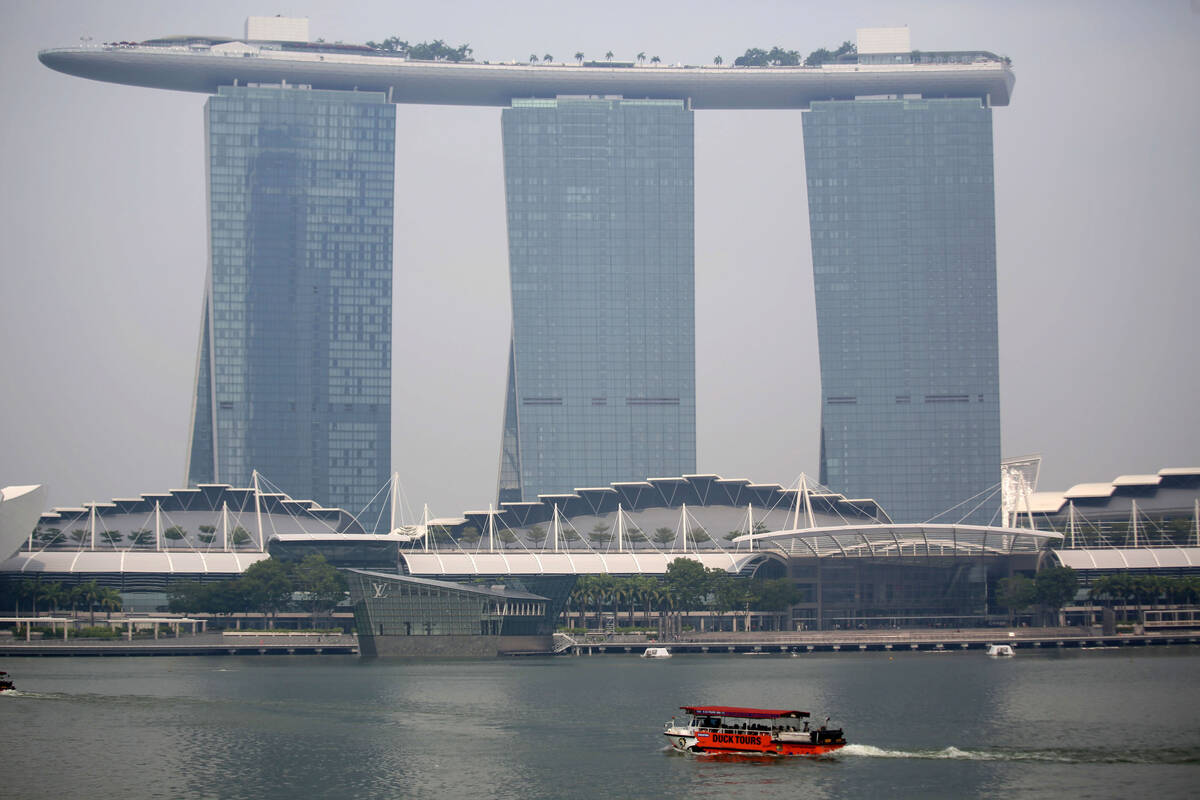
[39,42,1014,109]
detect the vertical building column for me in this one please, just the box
[803,98,1001,523]
[186,85,395,522]
[498,97,696,501]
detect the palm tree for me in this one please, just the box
[18,578,40,616]
[650,55,661,66]
[530,53,538,64]
[98,587,122,620]
[713,55,723,66]
[542,53,553,63]
[574,51,585,65]
[70,528,88,546]
[38,581,65,613]
[636,51,646,65]
[164,525,186,543]
[79,580,103,625]
[100,529,122,547]
[605,50,614,61]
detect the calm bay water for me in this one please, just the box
[2,647,1198,799]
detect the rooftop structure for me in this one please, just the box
[39,37,1014,109]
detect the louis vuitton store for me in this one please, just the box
[346,569,572,657]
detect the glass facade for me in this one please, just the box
[803,99,1001,523]
[498,98,696,502]
[186,85,395,522]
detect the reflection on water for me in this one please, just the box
[2,648,1198,800]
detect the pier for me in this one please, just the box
[0,631,357,657]
[556,628,1200,656]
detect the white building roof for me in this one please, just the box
[1053,548,1200,570]
[1,550,269,575]
[399,550,766,577]
[735,523,1062,557]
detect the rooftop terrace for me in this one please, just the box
[40,37,1015,109]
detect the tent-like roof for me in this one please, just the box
[0,550,268,575]
[733,523,1062,557]
[1052,548,1200,571]
[399,550,770,577]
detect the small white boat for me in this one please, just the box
[987,644,1015,657]
[642,647,672,659]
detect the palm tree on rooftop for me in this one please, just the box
[574,51,584,65]
[605,50,614,61]
[530,53,538,64]
[650,55,661,66]
[543,53,553,63]
[714,55,723,66]
[636,51,646,65]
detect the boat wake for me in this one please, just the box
[842,743,1200,765]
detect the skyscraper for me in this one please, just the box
[804,97,1001,523]
[185,85,395,520]
[497,98,696,502]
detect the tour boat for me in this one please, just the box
[664,705,846,756]
[642,647,672,659]
[986,644,1015,657]
[0,671,14,692]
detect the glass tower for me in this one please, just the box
[803,98,1001,523]
[498,98,696,502]
[186,85,395,522]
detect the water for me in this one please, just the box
[3,647,1198,799]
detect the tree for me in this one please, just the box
[805,40,856,67]
[636,51,646,65]
[997,575,1037,624]
[459,526,481,547]
[529,53,538,64]
[527,525,548,548]
[649,55,661,65]
[574,51,584,65]
[713,55,723,66]
[605,50,614,61]
[664,558,712,612]
[100,529,122,547]
[686,526,712,547]
[239,559,294,626]
[560,526,582,545]
[38,581,66,613]
[652,527,676,548]
[198,525,216,545]
[70,528,88,545]
[497,529,518,546]
[98,586,122,620]
[129,528,154,547]
[163,525,186,542]
[588,522,612,548]
[1034,567,1079,626]
[230,526,252,547]
[542,53,553,63]
[78,580,104,625]
[293,554,347,624]
[625,527,648,546]
[751,578,802,630]
[18,578,40,616]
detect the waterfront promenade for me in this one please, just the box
[0,631,357,657]
[3,626,1197,657]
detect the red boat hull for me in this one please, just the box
[667,729,845,756]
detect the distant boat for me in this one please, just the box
[0,671,14,692]
[642,647,672,659]
[987,644,1015,657]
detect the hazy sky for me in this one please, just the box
[1,0,1197,520]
